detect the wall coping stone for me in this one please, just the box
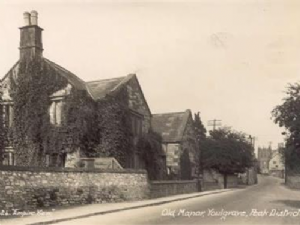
[0,165,147,174]
[151,180,197,185]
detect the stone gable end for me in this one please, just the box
[181,114,198,165]
[126,77,151,133]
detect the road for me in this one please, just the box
[55,175,300,225]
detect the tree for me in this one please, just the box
[180,148,192,180]
[0,87,3,165]
[194,112,207,140]
[137,131,166,180]
[194,112,207,176]
[202,127,254,188]
[272,83,300,173]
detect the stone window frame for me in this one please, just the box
[49,96,64,126]
[0,101,14,128]
[2,147,15,166]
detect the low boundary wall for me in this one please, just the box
[150,180,198,198]
[286,174,300,189]
[0,166,149,211]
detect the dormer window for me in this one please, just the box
[49,99,63,126]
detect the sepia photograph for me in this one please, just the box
[0,0,299,224]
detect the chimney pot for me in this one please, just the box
[23,12,31,26]
[30,10,38,25]
[20,10,43,60]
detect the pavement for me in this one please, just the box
[0,188,233,225]
[47,175,300,225]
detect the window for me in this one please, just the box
[49,100,63,126]
[2,151,14,166]
[1,103,13,128]
[47,153,66,167]
[131,113,143,136]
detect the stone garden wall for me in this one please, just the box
[286,174,300,189]
[150,180,198,198]
[203,169,238,189]
[0,166,149,211]
[238,167,258,185]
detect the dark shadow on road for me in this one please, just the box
[235,185,248,189]
[271,200,300,209]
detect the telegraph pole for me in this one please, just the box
[207,119,222,131]
[248,135,256,149]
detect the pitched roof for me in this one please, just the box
[43,58,87,91]
[271,150,280,160]
[45,59,139,101]
[152,109,192,143]
[86,76,127,100]
[1,59,87,91]
[1,59,145,103]
[1,61,19,82]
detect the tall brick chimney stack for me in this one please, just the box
[19,11,43,60]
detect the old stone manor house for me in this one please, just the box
[0,11,198,179]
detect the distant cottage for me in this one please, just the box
[152,110,198,179]
[269,148,285,178]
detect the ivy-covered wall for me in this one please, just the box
[0,58,166,180]
[9,59,69,166]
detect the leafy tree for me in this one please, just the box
[194,112,207,140]
[202,127,254,188]
[0,87,3,165]
[272,83,300,173]
[180,148,192,180]
[137,130,166,180]
[194,112,207,176]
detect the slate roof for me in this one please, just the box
[85,75,134,100]
[1,59,87,91]
[44,58,87,90]
[152,109,192,143]
[1,59,139,102]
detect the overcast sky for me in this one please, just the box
[1,0,300,151]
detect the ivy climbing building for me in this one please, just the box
[0,11,165,174]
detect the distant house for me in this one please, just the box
[257,147,272,174]
[151,109,198,180]
[0,11,153,170]
[269,150,285,178]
